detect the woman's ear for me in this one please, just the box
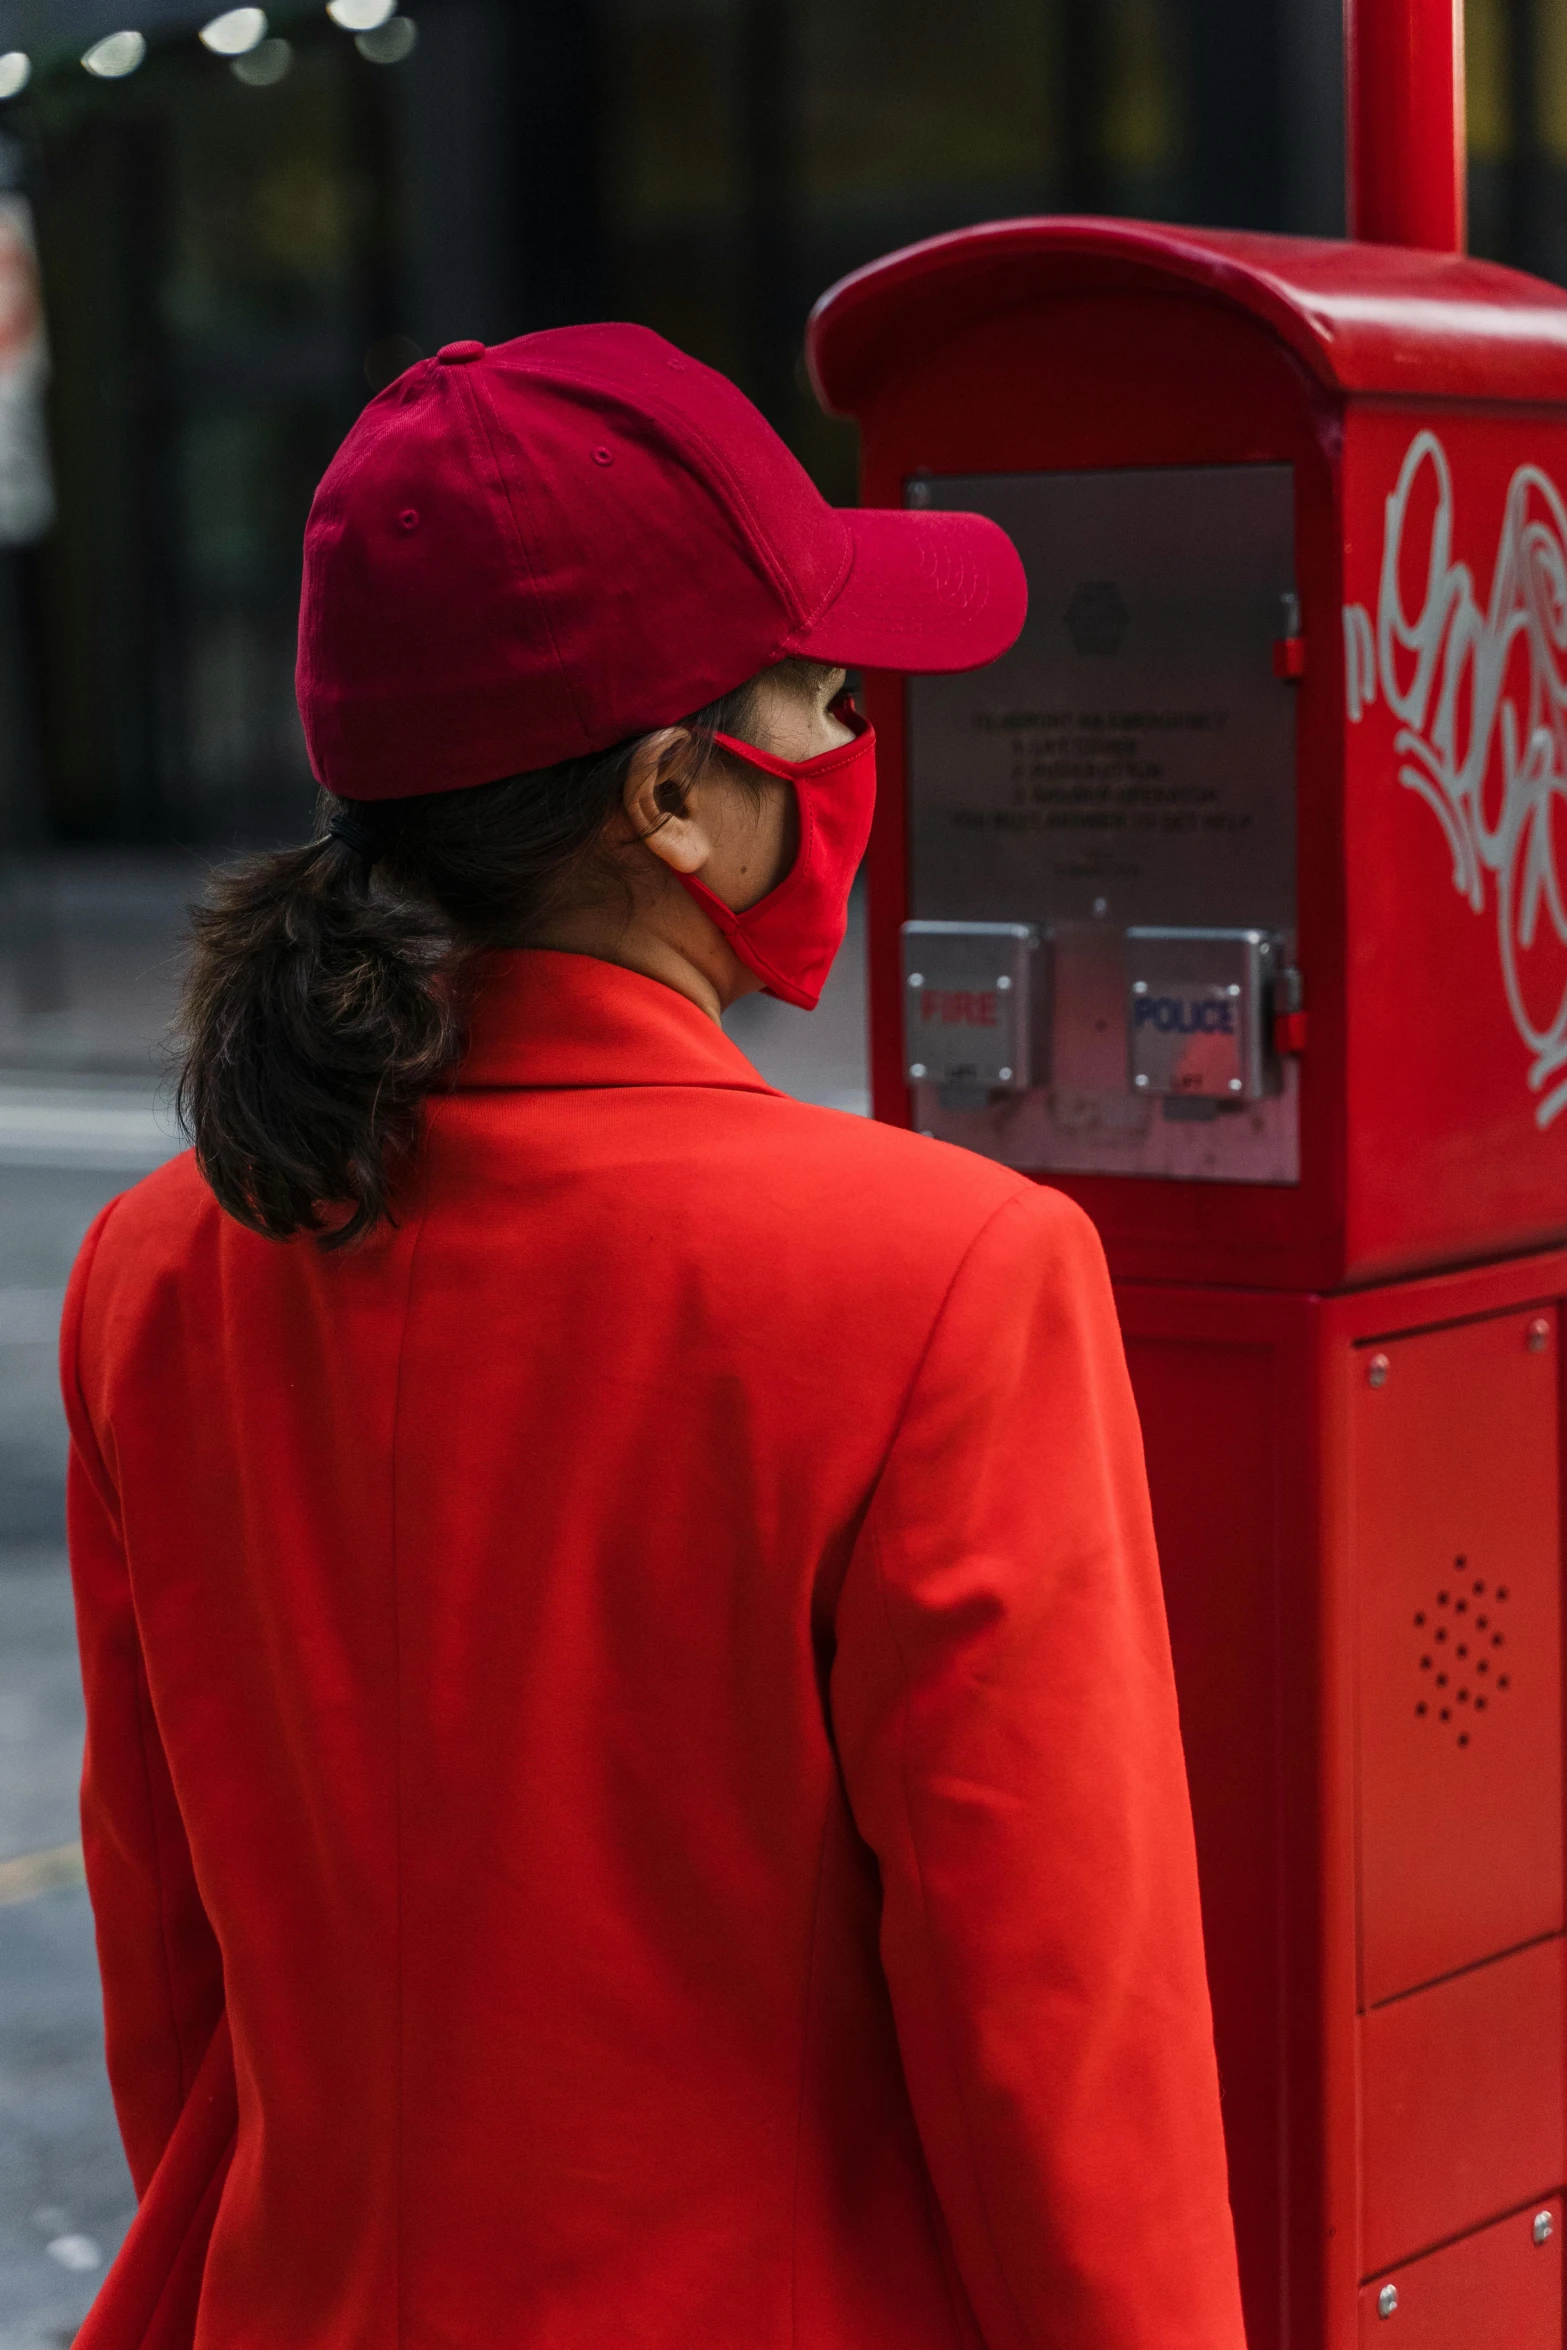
[623,728,715,878]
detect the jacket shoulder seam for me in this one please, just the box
[869,1188,1039,1481]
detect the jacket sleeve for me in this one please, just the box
[61,1202,225,2199]
[830,1187,1245,2350]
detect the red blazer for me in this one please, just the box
[63,949,1245,2350]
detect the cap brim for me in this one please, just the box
[782,506,1027,674]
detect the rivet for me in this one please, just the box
[1368,1353,1391,1389]
[1227,983,1241,997]
[1535,2210,1555,2245]
[909,1063,926,1080]
[1378,2283,1399,2318]
[907,972,924,989]
[1133,980,1149,994]
[1134,1073,1150,1088]
[1528,1316,1551,1353]
[996,974,1012,991]
[592,445,615,467]
[397,508,419,531]
[1228,1077,1243,1092]
[998,1066,1013,1082]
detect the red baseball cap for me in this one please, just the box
[297,323,1026,802]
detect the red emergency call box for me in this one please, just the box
[809,220,1567,2350]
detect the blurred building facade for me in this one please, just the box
[0,0,1546,850]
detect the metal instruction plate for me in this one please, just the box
[904,462,1299,1185]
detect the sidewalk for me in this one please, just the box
[0,1558,133,2350]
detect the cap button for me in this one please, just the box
[437,340,486,365]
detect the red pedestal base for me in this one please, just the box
[1122,1248,1567,2349]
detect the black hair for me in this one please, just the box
[177,676,761,1247]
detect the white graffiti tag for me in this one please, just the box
[1345,429,1567,1128]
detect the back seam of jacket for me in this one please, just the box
[386,1168,434,2348]
[788,1793,834,2350]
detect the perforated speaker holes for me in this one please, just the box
[1414,1558,1510,1746]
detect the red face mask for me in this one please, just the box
[676,703,877,1011]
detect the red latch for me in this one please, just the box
[1272,635,1306,680]
[1271,964,1306,1056]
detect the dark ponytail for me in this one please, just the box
[178,679,758,1247]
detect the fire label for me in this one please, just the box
[901,919,1040,1094]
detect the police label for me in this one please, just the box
[1128,981,1248,1098]
[1133,994,1237,1037]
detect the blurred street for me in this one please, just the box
[0,854,867,2346]
[0,856,191,2346]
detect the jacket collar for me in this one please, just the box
[454,949,780,1095]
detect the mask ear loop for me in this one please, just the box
[709,700,872,783]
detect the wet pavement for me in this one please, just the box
[0,853,868,2343]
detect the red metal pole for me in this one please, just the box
[1345,0,1466,252]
